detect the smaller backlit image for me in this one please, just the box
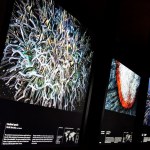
[104,59,141,116]
[143,79,150,126]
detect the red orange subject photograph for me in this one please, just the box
[104,59,140,116]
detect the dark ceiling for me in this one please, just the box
[56,0,150,42]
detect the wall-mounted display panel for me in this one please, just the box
[0,0,93,148]
[99,59,141,144]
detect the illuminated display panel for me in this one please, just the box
[0,0,93,147]
[99,59,141,144]
[143,79,150,127]
[141,78,150,143]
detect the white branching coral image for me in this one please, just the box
[0,0,93,111]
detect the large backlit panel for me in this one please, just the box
[0,0,93,147]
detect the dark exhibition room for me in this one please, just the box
[0,0,150,150]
